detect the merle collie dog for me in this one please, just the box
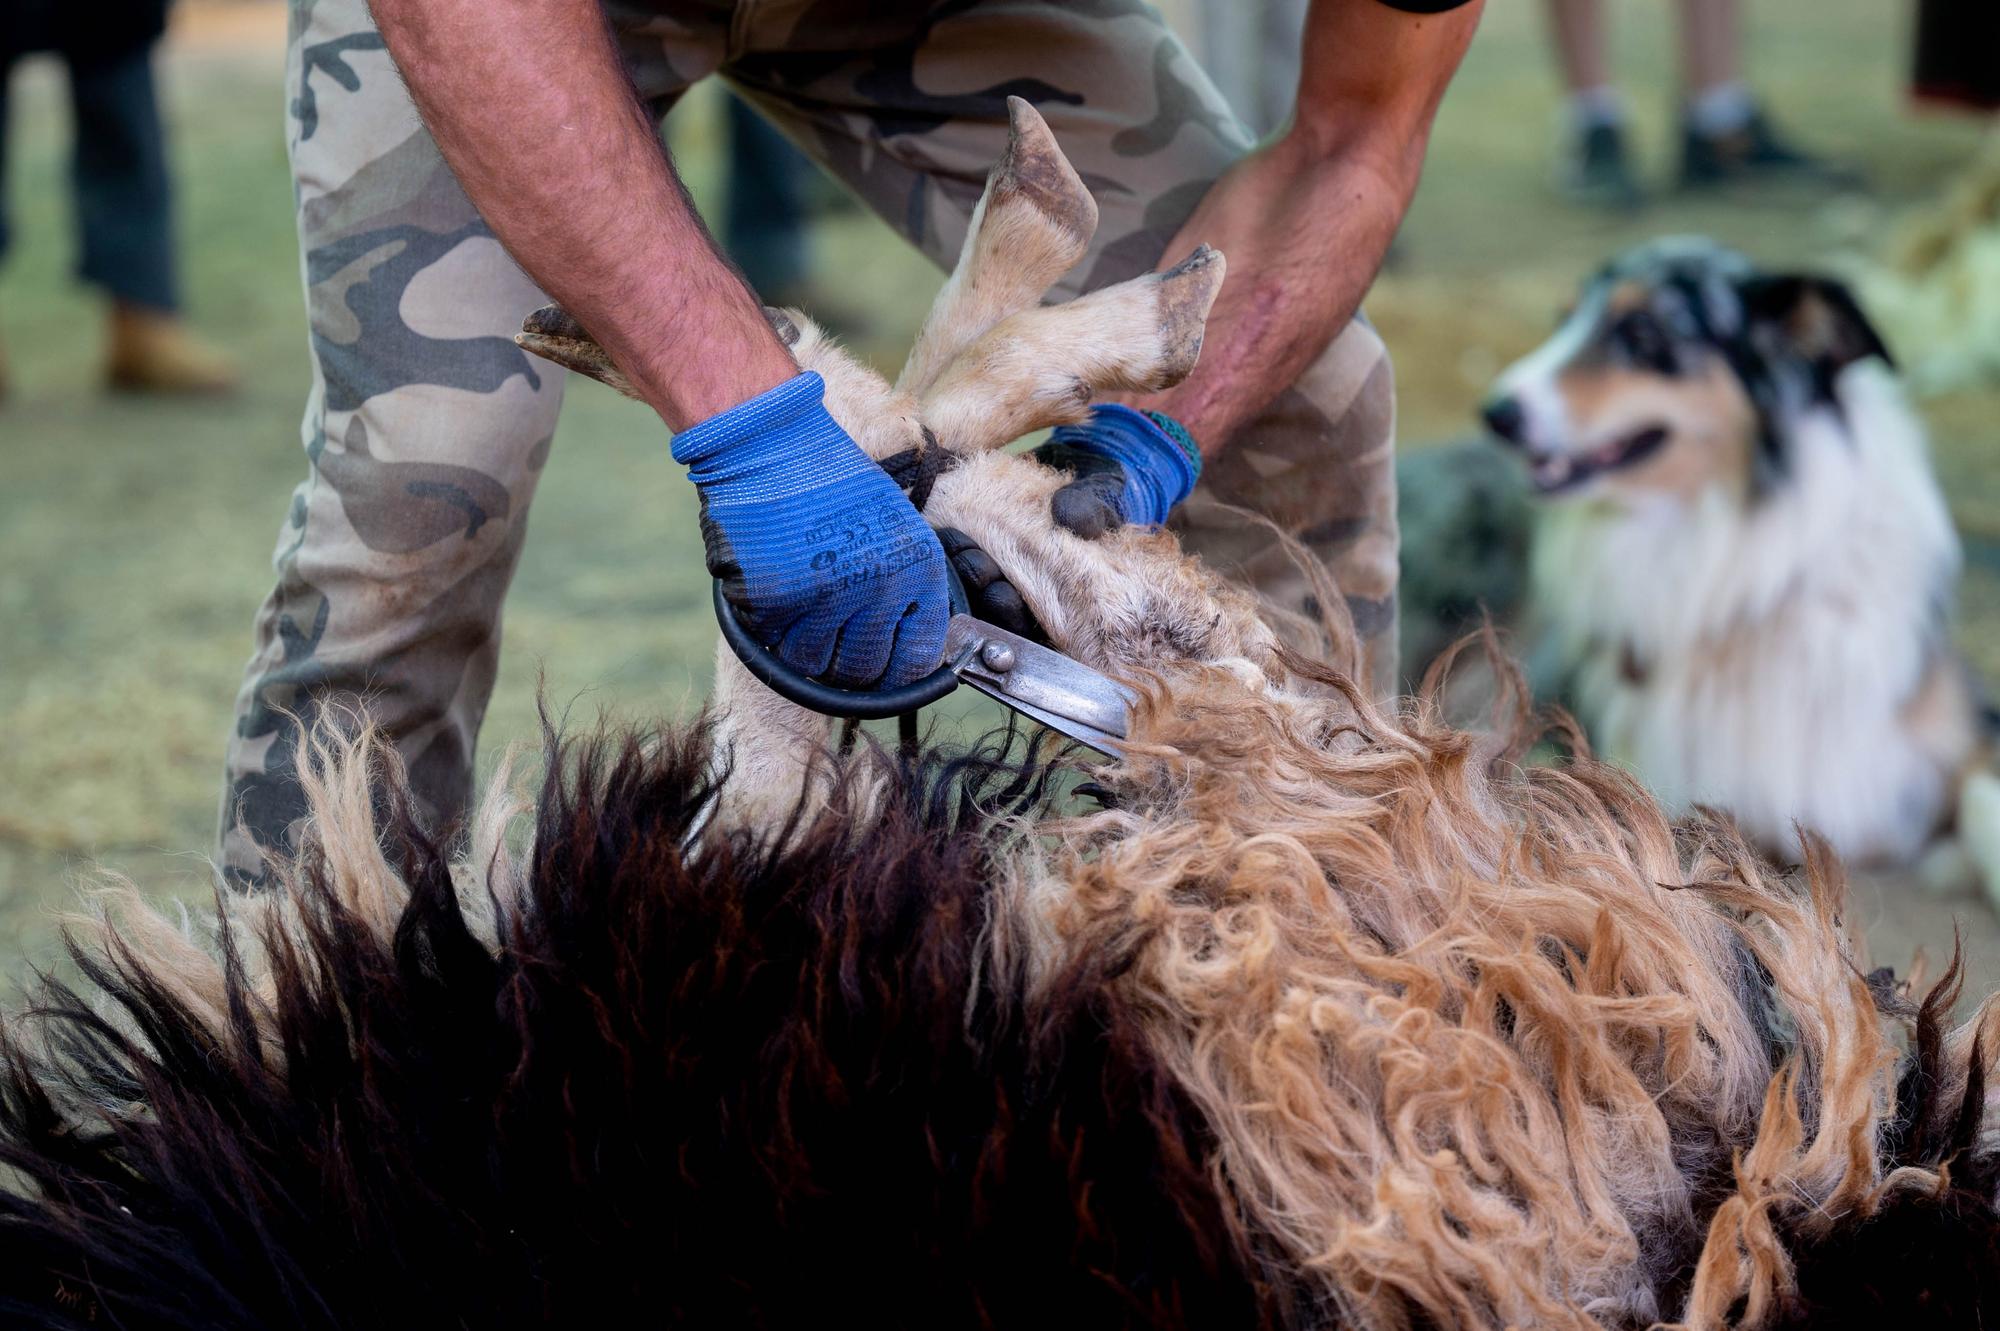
[1482,237,1997,877]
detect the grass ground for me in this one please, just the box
[1,0,1995,993]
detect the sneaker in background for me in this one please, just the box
[1558,120,1644,211]
[1679,104,1862,191]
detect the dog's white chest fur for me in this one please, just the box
[1532,363,1965,862]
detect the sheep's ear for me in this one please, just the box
[897,96,1098,399]
[918,244,1226,452]
[516,305,640,399]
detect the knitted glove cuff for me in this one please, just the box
[1046,404,1202,527]
[1141,410,1203,479]
[670,371,874,505]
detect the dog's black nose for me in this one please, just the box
[1482,396,1526,444]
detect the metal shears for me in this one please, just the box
[711,565,1134,755]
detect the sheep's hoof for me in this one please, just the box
[993,96,1098,248]
[1154,245,1227,384]
[516,304,637,399]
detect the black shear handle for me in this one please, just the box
[711,563,970,721]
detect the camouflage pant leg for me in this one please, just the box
[217,0,573,887]
[727,0,1402,697]
[1168,321,1399,697]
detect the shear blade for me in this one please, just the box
[943,615,1134,756]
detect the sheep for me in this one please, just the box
[3,98,1999,1330]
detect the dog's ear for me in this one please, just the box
[1739,274,1894,375]
[1726,273,1895,495]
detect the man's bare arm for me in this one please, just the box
[1137,0,1483,453]
[366,0,796,430]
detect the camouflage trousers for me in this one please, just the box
[219,0,1398,886]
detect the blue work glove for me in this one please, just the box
[672,371,949,689]
[1032,405,1202,539]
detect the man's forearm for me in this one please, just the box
[1134,135,1408,453]
[1140,0,1482,453]
[367,0,795,429]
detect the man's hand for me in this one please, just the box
[1032,405,1202,539]
[675,373,949,688]
[937,527,1045,643]
[1133,0,1483,452]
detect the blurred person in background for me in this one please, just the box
[1546,0,1849,209]
[0,0,236,401]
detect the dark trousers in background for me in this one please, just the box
[0,44,179,312]
[721,90,810,299]
[1913,0,2000,110]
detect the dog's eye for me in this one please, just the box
[1615,311,1677,374]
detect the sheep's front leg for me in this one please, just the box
[516,302,918,828]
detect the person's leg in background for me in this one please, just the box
[1673,0,1851,188]
[728,3,1403,697]
[64,40,237,393]
[714,87,876,338]
[1546,0,1613,102]
[219,0,579,887]
[1676,0,1741,96]
[1543,0,1641,208]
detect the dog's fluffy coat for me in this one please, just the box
[1530,357,1974,863]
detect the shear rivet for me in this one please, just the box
[980,641,1017,673]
